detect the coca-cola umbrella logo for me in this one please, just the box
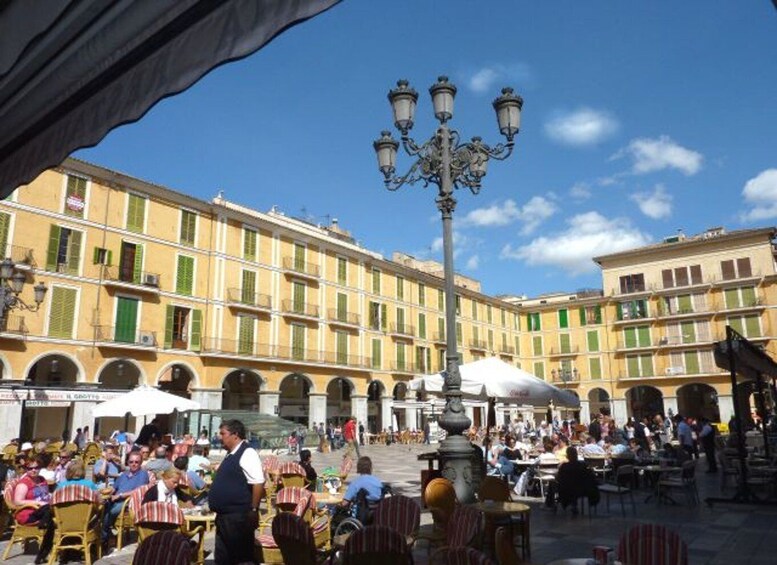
[508,389,530,398]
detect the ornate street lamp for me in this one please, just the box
[0,257,47,330]
[373,76,522,502]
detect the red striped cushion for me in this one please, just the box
[340,458,353,475]
[136,501,184,525]
[3,479,18,507]
[52,484,97,505]
[311,515,329,534]
[262,455,279,472]
[129,484,152,514]
[373,495,420,537]
[276,486,307,506]
[446,505,481,547]
[618,523,688,565]
[278,461,306,477]
[255,533,278,548]
[344,525,407,555]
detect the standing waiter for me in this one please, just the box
[208,419,265,564]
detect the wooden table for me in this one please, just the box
[183,511,216,532]
[315,492,343,505]
[469,501,531,559]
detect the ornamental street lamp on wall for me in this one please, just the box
[0,257,46,331]
[374,76,522,503]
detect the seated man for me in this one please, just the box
[102,452,149,543]
[187,445,211,474]
[580,436,607,457]
[340,456,383,508]
[145,446,172,474]
[556,447,600,513]
[299,449,317,490]
[93,444,122,485]
[174,456,206,491]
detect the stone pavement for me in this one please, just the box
[2,441,777,564]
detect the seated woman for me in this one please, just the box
[13,455,54,563]
[299,449,317,490]
[498,436,523,489]
[142,469,193,508]
[56,459,97,490]
[555,447,600,513]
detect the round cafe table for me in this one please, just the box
[183,511,216,532]
[469,501,531,559]
[315,491,343,505]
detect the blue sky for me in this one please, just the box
[76,1,777,298]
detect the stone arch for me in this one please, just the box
[154,361,201,391]
[326,377,353,424]
[222,369,265,410]
[24,351,82,386]
[392,382,408,401]
[278,373,313,425]
[0,353,13,380]
[676,383,721,421]
[588,387,611,418]
[96,358,145,389]
[367,380,386,434]
[23,350,85,384]
[625,385,665,421]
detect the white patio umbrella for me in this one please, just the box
[92,385,200,418]
[408,357,580,408]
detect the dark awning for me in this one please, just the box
[0,0,340,198]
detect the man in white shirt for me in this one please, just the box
[580,436,606,457]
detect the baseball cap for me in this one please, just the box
[21,442,33,451]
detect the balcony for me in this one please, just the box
[327,309,360,329]
[390,360,418,374]
[620,366,725,380]
[469,339,488,351]
[655,304,713,319]
[321,351,367,368]
[102,266,161,295]
[715,297,766,315]
[389,323,415,339]
[614,338,654,352]
[282,257,320,280]
[432,332,446,345]
[2,245,35,269]
[275,345,322,363]
[281,300,319,320]
[655,334,713,348]
[498,345,516,356]
[201,337,272,358]
[0,315,27,340]
[226,288,272,314]
[613,312,656,326]
[711,269,763,287]
[93,325,158,349]
[548,345,579,357]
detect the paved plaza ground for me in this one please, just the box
[2,442,777,564]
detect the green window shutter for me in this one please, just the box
[624,327,637,348]
[587,330,599,352]
[724,288,739,309]
[684,351,699,374]
[381,304,387,331]
[418,283,425,306]
[180,210,196,246]
[127,194,145,233]
[132,244,144,284]
[728,317,744,336]
[627,356,640,377]
[594,305,602,324]
[396,276,404,300]
[473,326,479,341]
[164,305,175,348]
[291,325,305,360]
[48,287,77,339]
[487,306,492,323]
[338,258,347,285]
[579,307,586,326]
[242,270,257,304]
[559,333,571,353]
[677,294,692,313]
[397,343,405,368]
[92,247,100,264]
[176,255,194,295]
[372,339,381,368]
[438,317,445,340]
[637,326,651,347]
[238,316,254,355]
[337,293,347,320]
[369,302,378,328]
[514,336,520,355]
[532,336,543,356]
[0,212,10,255]
[190,309,202,351]
[471,300,478,320]
[589,358,602,380]
[501,309,506,327]
[243,229,257,261]
[488,329,494,349]
[66,230,82,274]
[558,309,568,329]
[292,282,305,311]
[641,354,654,377]
[418,313,426,339]
[533,362,545,380]
[294,244,305,270]
[65,176,87,218]
[397,307,405,328]
[106,250,113,266]
[680,321,695,344]
[456,322,462,346]
[337,332,348,364]
[741,286,757,307]
[438,289,444,311]
[115,297,139,343]
[745,315,761,337]
[616,303,624,321]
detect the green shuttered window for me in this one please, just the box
[587,330,599,352]
[337,257,347,285]
[243,228,257,261]
[48,287,77,339]
[46,225,82,275]
[238,316,254,355]
[180,210,197,246]
[0,212,10,256]
[115,297,139,343]
[241,270,257,304]
[589,357,602,380]
[126,194,146,233]
[176,255,194,295]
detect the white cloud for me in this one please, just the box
[460,196,557,234]
[630,184,673,219]
[570,182,591,200]
[614,135,703,176]
[431,231,468,258]
[740,168,777,221]
[544,108,619,146]
[464,64,531,94]
[465,255,480,270]
[500,212,652,275]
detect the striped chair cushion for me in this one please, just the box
[136,501,184,526]
[255,533,278,549]
[3,479,18,507]
[132,530,193,565]
[177,472,190,487]
[52,484,97,504]
[344,525,407,555]
[446,505,481,547]
[277,461,306,477]
[340,457,353,476]
[129,484,152,515]
[262,455,279,472]
[618,523,688,565]
[373,495,420,538]
[432,546,495,565]
[294,497,310,517]
[276,486,307,506]
[311,514,329,534]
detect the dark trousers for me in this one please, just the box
[215,511,256,565]
[703,444,718,472]
[28,506,54,557]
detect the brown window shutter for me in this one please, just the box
[674,267,689,287]
[662,269,674,289]
[736,257,752,278]
[690,264,702,285]
[720,260,735,280]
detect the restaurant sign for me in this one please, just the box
[0,388,122,405]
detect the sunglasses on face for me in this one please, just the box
[27,466,40,470]
[128,460,141,465]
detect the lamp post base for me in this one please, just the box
[438,432,477,503]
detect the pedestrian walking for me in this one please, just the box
[208,419,265,565]
[699,418,718,473]
[343,417,360,459]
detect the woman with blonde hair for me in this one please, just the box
[142,468,193,507]
[56,459,97,490]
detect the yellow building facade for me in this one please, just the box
[0,158,774,443]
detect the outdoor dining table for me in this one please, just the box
[468,500,531,559]
[183,510,216,532]
[315,491,344,505]
[639,464,681,503]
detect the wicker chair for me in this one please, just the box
[342,525,412,565]
[278,461,309,489]
[256,495,310,564]
[81,443,103,466]
[132,529,195,565]
[617,523,688,565]
[115,484,152,550]
[135,502,204,565]
[373,494,421,548]
[1,478,45,560]
[305,492,332,551]
[271,511,318,565]
[417,478,458,554]
[431,546,496,565]
[48,484,102,565]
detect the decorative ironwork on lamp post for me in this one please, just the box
[373,76,522,502]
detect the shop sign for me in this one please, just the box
[66,194,85,212]
[26,400,70,408]
[28,389,122,402]
[0,390,28,401]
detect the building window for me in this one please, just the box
[64,175,87,218]
[501,308,506,327]
[418,283,425,306]
[487,305,493,324]
[589,357,602,380]
[93,247,112,266]
[48,286,77,339]
[438,289,444,311]
[471,300,478,321]
[587,330,599,352]
[559,333,571,354]
[114,296,139,343]
[660,293,705,316]
[724,286,758,309]
[291,323,305,360]
[532,335,543,356]
[371,339,382,369]
[241,270,257,304]
[175,255,195,296]
[456,322,462,346]
[337,257,347,286]
[623,325,651,348]
[527,312,541,331]
[126,194,146,233]
[238,315,255,355]
[372,268,381,295]
[0,211,10,257]
[437,317,445,341]
[165,305,201,351]
[488,329,494,350]
[336,331,348,365]
[369,301,387,331]
[514,335,520,356]
[617,299,648,320]
[180,210,197,247]
[626,354,654,378]
[396,342,406,371]
[533,361,545,380]
[720,257,752,281]
[291,281,306,313]
[619,273,645,294]
[118,241,143,283]
[243,228,257,262]
[661,265,702,288]
[579,305,602,326]
[416,346,431,373]
[418,313,426,339]
[396,275,404,300]
[558,309,569,329]
[46,225,83,275]
[727,315,761,338]
[455,295,461,316]
[513,312,519,330]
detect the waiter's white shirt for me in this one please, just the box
[228,441,265,485]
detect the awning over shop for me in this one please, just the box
[0,0,340,198]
